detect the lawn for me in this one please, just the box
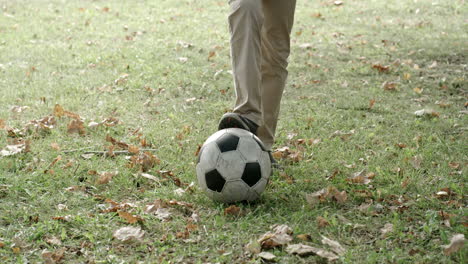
[0,0,466,263]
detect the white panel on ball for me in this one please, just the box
[258,151,272,179]
[221,180,251,203]
[237,136,262,162]
[198,142,220,170]
[251,178,268,196]
[216,151,246,181]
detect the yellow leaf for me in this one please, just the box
[53,104,65,118]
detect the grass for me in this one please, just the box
[0,0,467,263]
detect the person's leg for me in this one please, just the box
[227,0,264,126]
[256,0,296,150]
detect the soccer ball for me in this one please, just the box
[196,128,272,203]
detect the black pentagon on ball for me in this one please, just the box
[205,169,226,192]
[216,133,240,153]
[241,162,262,187]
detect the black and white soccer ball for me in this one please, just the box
[196,128,272,203]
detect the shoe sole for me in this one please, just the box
[218,113,251,132]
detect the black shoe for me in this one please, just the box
[218,113,259,135]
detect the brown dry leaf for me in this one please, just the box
[258,224,293,249]
[45,236,62,246]
[0,241,5,248]
[347,170,372,185]
[67,119,86,135]
[118,211,143,224]
[106,135,129,149]
[52,215,72,222]
[317,216,330,228]
[369,99,376,110]
[0,119,5,129]
[413,87,423,94]
[280,172,295,184]
[396,143,407,149]
[96,171,118,184]
[129,152,160,172]
[382,81,398,91]
[50,143,60,151]
[224,205,242,217]
[128,145,140,154]
[372,64,390,73]
[443,234,465,256]
[53,104,65,118]
[286,244,339,261]
[113,226,145,243]
[380,223,394,237]
[297,234,312,241]
[333,190,348,203]
[42,248,65,264]
[321,236,346,256]
[448,162,460,169]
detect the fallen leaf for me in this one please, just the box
[113,226,144,243]
[224,205,242,217]
[317,216,330,228]
[372,64,390,73]
[45,236,62,246]
[50,143,60,151]
[258,252,276,261]
[413,87,423,94]
[118,211,143,224]
[10,105,30,113]
[96,171,118,184]
[410,155,423,169]
[443,234,465,256]
[244,240,261,255]
[414,109,439,117]
[258,224,293,249]
[67,119,86,135]
[0,119,5,129]
[0,143,27,157]
[42,248,65,264]
[330,130,355,141]
[380,223,394,237]
[286,244,339,261]
[382,81,398,91]
[154,208,172,221]
[369,99,376,110]
[0,241,4,248]
[297,234,312,241]
[321,236,346,256]
[448,162,460,169]
[347,170,372,185]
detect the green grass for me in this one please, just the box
[0,0,467,263]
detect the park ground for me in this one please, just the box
[0,0,467,263]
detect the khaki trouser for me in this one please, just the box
[228,0,296,150]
